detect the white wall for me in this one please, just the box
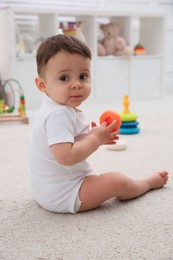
[0,7,13,79]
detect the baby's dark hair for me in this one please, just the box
[36,34,92,75]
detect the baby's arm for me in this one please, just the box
[50,120,118,166]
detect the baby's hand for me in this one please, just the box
[90,120,119,146]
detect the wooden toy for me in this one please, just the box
[0,78,29,124]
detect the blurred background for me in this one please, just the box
[0,0,173,108]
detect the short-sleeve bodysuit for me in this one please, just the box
[29,95,93,213]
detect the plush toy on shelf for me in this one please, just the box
[98,42,106,56]
[98,22,133,57]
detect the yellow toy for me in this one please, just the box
[120,95,137,122]
[120,95,140,134]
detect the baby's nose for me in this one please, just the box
[71,81,82,89]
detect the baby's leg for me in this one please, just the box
[78,171,168,212]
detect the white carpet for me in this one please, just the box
[0,94,173,260]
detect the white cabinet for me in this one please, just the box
[0,6,166,106]
[130,57,162,99]
[95,55,164,101]
[95,57,129,101]
[94,13,165,101]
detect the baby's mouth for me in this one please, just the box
[70,95,82,99]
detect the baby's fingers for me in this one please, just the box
[110,132,119,138]
[107,120,117,131]
[91,121,97,128]
[100,121,108,127]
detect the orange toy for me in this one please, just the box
[100,110,122,131]
[134,43,146,55]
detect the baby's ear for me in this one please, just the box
[35,77,46,93]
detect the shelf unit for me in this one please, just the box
[0,6,166,107]
[95,13,166,101]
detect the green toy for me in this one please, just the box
[120,95,140,135]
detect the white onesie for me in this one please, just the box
[29,95,93,213]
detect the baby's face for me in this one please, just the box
[43,51,91,108]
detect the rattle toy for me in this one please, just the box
[120,95,140,134]
[100,110,122,131]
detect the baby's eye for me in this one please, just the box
[80,74,88,81]
[60,75,69,81]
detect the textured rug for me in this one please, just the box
[0,97,173,260]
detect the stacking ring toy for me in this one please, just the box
[119,95,140,135]
[120,112,137,122]
[120,127,140,135]
[106,139,127,151]
[100,110,122,131]
[121,121,139,128]
[120,95,138,122]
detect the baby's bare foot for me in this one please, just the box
[147,171,169,190]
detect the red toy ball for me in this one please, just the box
[100,110,122,131]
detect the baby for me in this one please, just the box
[29,34,168,213]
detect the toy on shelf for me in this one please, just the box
[59,21,86,42]
[134,42,146,55]
[0,78,29,124]
[99,110,127,151]
[120,95,140,134]
[98,22,133,57]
